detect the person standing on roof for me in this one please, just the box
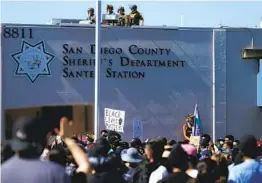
[127,5,144,26]
[87,8,96,24]
[104,5,117,25]
[117,6,126,26]
[106,5,115,15]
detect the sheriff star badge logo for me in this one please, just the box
[12,41,54,83]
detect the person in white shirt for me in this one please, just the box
[149,165,168,183]
[148,145,173,183]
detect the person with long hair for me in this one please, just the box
[183,114,194,141]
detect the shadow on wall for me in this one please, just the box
[4,105,94,140]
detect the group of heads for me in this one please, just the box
[118,137,182,169]
[87,4,138,15]
[99,130,143,153]
[216,135,239,150]
[145,138,199,172]
[207,133,260,160]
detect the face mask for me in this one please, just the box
[220,141,224,145]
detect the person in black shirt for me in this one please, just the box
[183,114,194,141]
[139,139,164,183]
[87,139,127,183]
[157,144,194,183]
[1,143,15,164]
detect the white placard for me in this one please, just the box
[104,108,125,133]
[102,14,119,21]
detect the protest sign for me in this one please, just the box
[133,120,143,139]
[104,108,125,133]
[190,136,201,148]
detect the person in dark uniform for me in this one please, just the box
[182,113,194,141]
[127,5,144,26]
[117,6,126,26]
[130,138,144,155]
[106,4,115,15]
[87,8,95,24]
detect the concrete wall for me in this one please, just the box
[1,24,262,141]
[225,29,262,139]
[213,28,262,140]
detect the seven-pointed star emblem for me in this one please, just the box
[12,41,55,83]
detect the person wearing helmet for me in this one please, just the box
[87,8,95,24]
[107,131,122,151]
[130,138,142,148]
[182,113,195,141]
[117,6,126,26]
[127,5,144,26]
[106,4,114,15]
[104,5,117,26]
[130,138,144,155]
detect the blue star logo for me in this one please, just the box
[12,41,55,83]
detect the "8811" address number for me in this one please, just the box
[2,27,33,39]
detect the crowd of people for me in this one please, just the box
[86,4,144,26]
[1,116,262,183]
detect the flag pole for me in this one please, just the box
[94,0,102,141]
[192,104,196,136]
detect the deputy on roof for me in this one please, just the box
[127,5,144,26]
[106,5,115,15]
[117,6,126,26]
[87,8,95,24]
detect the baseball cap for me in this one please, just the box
[121,147,142,163]
[10,116,49,151]
[162,145,174,158]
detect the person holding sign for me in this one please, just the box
[182,113,194,141]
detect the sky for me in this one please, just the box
[1,1,262,27]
